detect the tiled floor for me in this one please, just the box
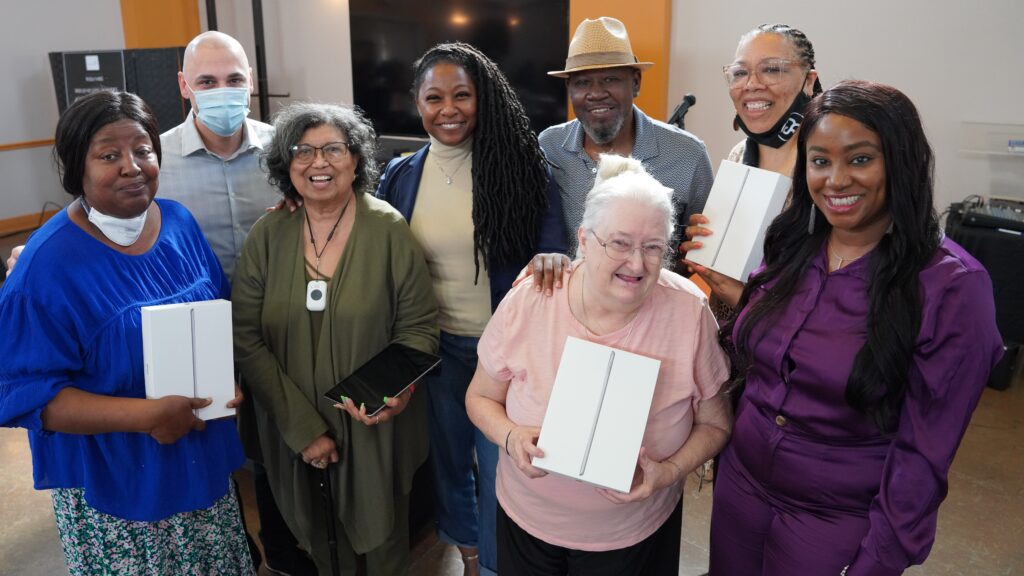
[2,229,1023,575]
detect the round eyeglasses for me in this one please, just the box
[290,142,350,164]
[591,231,669,263]
[722,58,803,88]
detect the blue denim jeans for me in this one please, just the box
[426,331,498,575]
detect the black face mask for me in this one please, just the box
[734,90,811,149]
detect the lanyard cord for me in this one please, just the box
[305,195,352,276]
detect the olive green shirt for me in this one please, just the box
[232,192,438,554]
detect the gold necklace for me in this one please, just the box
[827,239,864,271]
[432,153,469,185]
[579,269,640,344]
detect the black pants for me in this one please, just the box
[253,461,304,560]
[496,500,682,576]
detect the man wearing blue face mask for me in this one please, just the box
[161,31,315,576]
[159,31,282,280]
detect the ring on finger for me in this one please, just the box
[375,415,380,425]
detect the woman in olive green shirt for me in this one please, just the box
[232,102,438,575]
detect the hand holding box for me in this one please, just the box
[686,160,792,282]
[141,299,235,421]
[532,337,661,493]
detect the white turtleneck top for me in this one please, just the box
[410,136,492,336]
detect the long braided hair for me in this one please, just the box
[412,42,550,278]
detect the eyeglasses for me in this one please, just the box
[290,142,350,164]
[591,231,669,263]
[722,58,803,88]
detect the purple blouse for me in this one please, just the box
[736,236,1002,575]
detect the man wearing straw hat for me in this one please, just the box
[540,16,714,255]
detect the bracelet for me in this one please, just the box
[504,427,514,456]
[663,459,684,480]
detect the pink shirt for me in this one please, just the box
[477,268,729,551]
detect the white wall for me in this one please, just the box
[0,0,356,222]
[0,0,125,221]
[8,2,1020,221]
[205,0,354,120]
[668,0,1024,212]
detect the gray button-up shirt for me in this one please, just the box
[539,106,714,255]
[159,117,280,278]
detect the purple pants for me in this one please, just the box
[709,403,889,575]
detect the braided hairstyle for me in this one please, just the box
[745,23,823,95]
[412,42,550,278]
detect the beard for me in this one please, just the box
[581,112,626,146]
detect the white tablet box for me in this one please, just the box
[686,160,792,282]
[141,299,235,420]
[532,337,661,493]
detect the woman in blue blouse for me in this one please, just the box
[376,42,566,576]
[0,90,251,574]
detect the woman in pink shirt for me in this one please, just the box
[466,155,732,575]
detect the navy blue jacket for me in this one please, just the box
[375,144,568,311]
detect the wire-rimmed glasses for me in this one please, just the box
[591,231,670,263]
[290,142,350,164]
[722,58,803,88]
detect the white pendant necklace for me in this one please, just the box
[304,196,351,311]
[432,153,469,185]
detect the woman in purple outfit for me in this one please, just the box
[707,80,1003,575]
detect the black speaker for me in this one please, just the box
[49,48,190,133]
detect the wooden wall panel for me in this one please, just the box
[120,0,200,49]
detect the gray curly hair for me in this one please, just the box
[263,102,380,201]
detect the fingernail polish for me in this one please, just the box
[383,396,390,403]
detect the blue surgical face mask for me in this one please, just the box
[187,84,250,137]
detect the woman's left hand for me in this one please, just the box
[333,385,414,427]
[682,258,745,308]
[597,447,683,504]
[225,384,244,409]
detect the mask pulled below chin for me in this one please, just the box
[734,90,811,149]
[81,197,148,246]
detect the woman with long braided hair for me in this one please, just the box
[376,41,567,576]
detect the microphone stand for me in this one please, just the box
[668,93,697,131]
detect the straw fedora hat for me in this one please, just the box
[548,17,654,78]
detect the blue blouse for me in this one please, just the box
[0,199,244,522]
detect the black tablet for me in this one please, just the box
[323,343,441,417]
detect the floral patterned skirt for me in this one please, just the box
[51,484,254,576]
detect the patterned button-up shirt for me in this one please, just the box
[539,106,714,255]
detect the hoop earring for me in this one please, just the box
[807,206,817,235]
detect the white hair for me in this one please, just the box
[577,154,674,258]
